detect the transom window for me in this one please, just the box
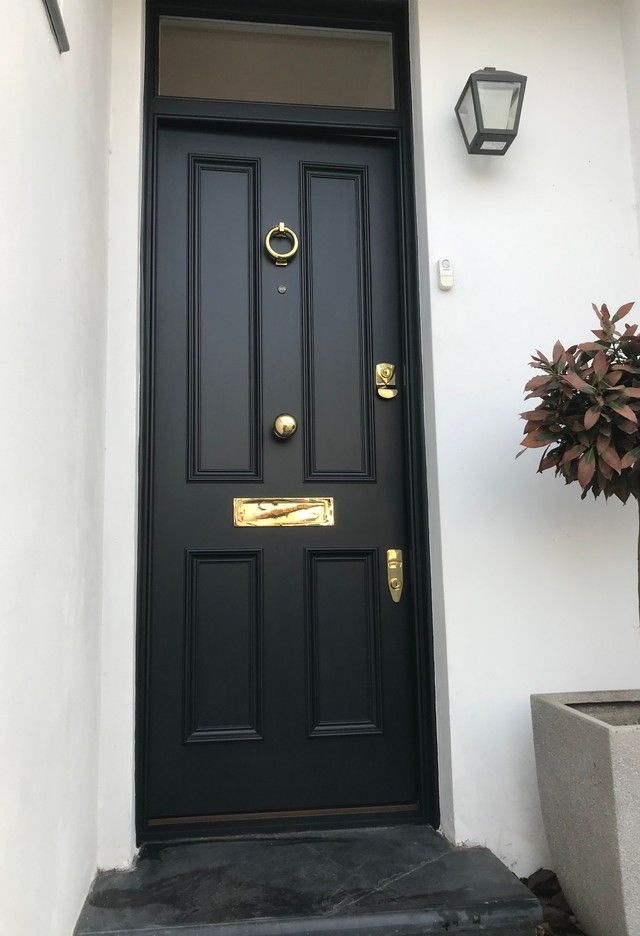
[158,17,396,110]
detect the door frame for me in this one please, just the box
[136,0,438,843]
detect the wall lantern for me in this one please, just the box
[455,67,527,155]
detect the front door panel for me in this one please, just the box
[145,126,418,827]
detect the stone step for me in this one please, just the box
[75,825,542,936]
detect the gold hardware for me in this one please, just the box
[387,549,404,602]
[273,413,298,439]
[234,497,334,527]
[376,362,398,399]
[265,221,299,266]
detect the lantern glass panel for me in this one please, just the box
[480,141,508,152]
[477,79,521,130]
[457,84,477,144]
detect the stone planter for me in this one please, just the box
[531,691,640,936]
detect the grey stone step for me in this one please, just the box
[75,825,542,936]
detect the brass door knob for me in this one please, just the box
[273,413,298,439]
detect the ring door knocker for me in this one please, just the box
[264,221,299,266]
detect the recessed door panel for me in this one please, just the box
[184,550,263,743]
[302,165,374,480]
[306,549,382,737]
[188,156,261,480]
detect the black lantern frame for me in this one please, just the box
[455,67,527,156]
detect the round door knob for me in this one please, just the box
[273,413,298,440]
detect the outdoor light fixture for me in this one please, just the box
[455,67,527,155]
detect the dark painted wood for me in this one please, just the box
[306,550,382,737]
[137,0,439,843]
[145,124,418,827]
[184,550,263,743]
[188,157,262,480]
[302,165,374,480]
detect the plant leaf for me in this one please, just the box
[584,406,601,430]
[577,449,596,488]
[593,351,608,375]
[609,401,638,423]
[621,447,640,469]
[520,409,550,421]
[525,375,550,392]
[520,433,552,449]
[600,443,622,474]
[613,416,638,434]
[612,301,635,323]
[563,371,595,394]
[561,444,584,465]
[538,449,561,472]
[599,459,614,480]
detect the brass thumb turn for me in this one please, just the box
[273,413,298,439]
[387,549,404,602]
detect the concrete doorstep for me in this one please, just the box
[75,825,542,935]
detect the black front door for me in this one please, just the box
[143,124,420,831]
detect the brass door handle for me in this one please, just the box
[273,413,298,439]
[387,549,404,602]
[265,221,299,266]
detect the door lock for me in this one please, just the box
[376,363,398,399]
[387,549,404,602]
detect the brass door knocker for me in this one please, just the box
[265,221,299,266]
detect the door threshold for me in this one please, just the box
[75,825,542,935]
[147,801,420,828]
[142,804,421,842]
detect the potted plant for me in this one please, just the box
[519,302,640,936]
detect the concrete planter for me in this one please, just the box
[531,691,640,936]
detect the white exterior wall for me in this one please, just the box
[622,0,640,237]
[0,2,112,935]
[97,0,144,873]
[411,0,640,873]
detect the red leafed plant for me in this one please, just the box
[519,302,640,503]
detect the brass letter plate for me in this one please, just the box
[233,497,334,528]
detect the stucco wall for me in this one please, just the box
[411,0,640,874]
[97,0,144,873]
[622,0,640,241]
[0,2,112,934]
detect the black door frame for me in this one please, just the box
[137,0,438,843]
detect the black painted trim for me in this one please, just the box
[137,0,439,844]
[42,0,69,53]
